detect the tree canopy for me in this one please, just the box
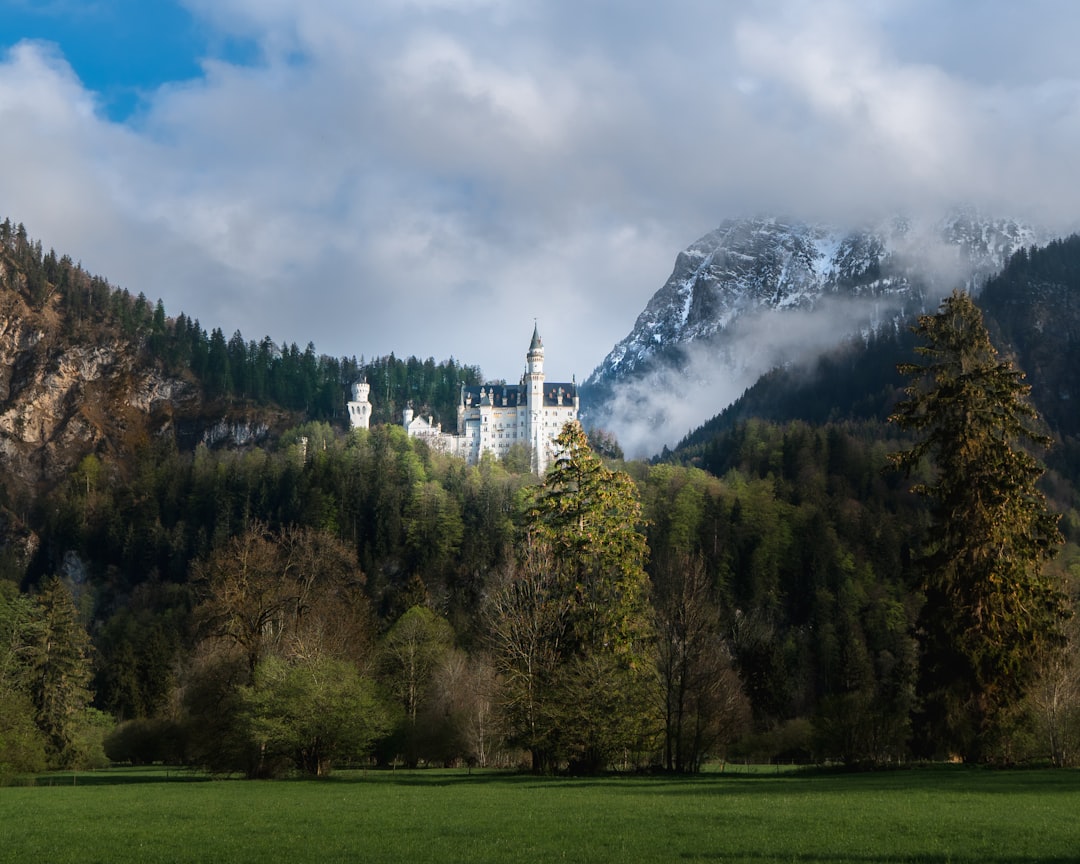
[498,422,658,772]
[890,289,1068,760]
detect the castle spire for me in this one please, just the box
[530,321,543,352]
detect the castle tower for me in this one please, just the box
[347,379,372,430]
[525,323,546,473]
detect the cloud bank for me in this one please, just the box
[2,0,1080,388]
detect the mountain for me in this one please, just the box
[0,219,482,502]
[0,223,317,501]
[668,234,1080,523]
[0,219,495,589]
[583,211,1042,457]
[979,237,1080,447]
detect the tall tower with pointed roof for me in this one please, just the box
[360,323,578,473]
[526,323,546,472]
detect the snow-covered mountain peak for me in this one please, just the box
[584,211,1042,456]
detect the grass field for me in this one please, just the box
[2,765,1079,863]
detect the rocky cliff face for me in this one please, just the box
[0,259,282,496]
[0,274,195,489]
[583,211,1042,456]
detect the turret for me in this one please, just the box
[527,322,544,376]
[348,378,372,430]
[526,323,546,473]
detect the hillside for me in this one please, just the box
[0,219,485,481]
[0,221,306,493]
[2,221,1078,778]
[668,236,1080,537]
[0,220,485,585]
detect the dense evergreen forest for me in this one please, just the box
[0,217,480,428]
[2,221,1079,779]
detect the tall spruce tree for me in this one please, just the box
[889,290,1066,761]
[30,578,95,766]
[520,421,657,772]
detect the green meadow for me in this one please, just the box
[2,766,1079,863]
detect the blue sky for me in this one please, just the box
[3,0,1080,446]
[1,1,210,118]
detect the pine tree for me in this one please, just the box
[529,422,653,663]
[0,586,48,777]
[518,421,658,771]
[30,578,95,766]
[889,290,1067,760]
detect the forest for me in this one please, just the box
[1,220,1079,779]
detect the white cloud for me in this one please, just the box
[3,0,1080,402]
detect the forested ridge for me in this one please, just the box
[2,223,1079,779]
[0,217,479,433]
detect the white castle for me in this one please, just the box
[347,325,579,474]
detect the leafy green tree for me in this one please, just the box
[177,642,256,775]
[378,605,455,767]
[0,585,41,695]
[890,289,1067,760]
[528,422,653,664]
[63,707,112,770]
[0,687,47,781]
[451,456,521,617]
[184,523,374,775]
[240,654,392,776]
[404,480,464,584]
[501,442,532,475]
[654,553,750,771]
[96,607,180,722]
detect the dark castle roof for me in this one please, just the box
[461,382,578,409]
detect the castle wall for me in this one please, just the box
[349,326,578,473]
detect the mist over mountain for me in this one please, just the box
[582,211,1042,458]
[669,234,1080,502]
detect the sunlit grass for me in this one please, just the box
[2,765,1079,863]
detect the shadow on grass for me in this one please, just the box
[657,766,1080,798]
[322,763,1080,799]
[33,767,212,787]
[322,769,545,788]
[682,855,1080,863]
[37,763,1080,798]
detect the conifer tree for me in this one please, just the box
[518,421,658,771]
[889,290,1066,760]
[0,586,48,777]
[30,578,95,766]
